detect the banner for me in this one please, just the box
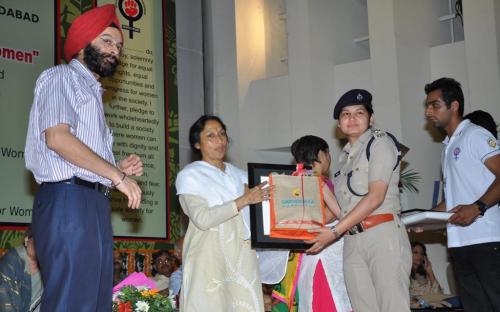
[0,1,55,224]
[98,0,169,239]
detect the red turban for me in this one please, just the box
[64,4,123,63]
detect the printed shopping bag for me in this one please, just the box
[269,173,326,240]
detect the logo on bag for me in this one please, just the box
[292,188,301,197]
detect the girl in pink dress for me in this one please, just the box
[290,135,351,312]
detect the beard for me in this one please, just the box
[83,44,119,78]
[430,119,447,130]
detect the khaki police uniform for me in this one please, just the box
[334,128,411,312]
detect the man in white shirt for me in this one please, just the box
[424,77,500,312]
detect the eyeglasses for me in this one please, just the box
[99,36,123,53]
[206,131,228,142]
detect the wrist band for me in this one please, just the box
[113,172,127,188]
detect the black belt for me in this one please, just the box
[42,176,112,199]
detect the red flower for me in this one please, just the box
[118,301,132,312]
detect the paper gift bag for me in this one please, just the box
[269,173,326,240]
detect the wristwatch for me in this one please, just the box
[475,200,487,216]
[330,225,340,239]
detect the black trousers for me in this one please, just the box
[449,242,500,312]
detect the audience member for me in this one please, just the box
[410,242,442,302]
[151,250,174,296]
[169,237,184,296]
[113,250,126,286]
[425,77,500,312]
[0,228,43,312]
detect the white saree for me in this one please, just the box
[176,161,264,312]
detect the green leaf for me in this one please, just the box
[399,168,421,193]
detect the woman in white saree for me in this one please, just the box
[176,115,270,312]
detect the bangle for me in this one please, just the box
[112,172,127,188]
[330,225,340,239]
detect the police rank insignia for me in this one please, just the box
[371,128,385,138]
[488,138,497,148]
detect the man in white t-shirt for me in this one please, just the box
[424,77,500,312]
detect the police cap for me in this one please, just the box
[333,89,373,119]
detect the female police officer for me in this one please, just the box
[306,89,411,312]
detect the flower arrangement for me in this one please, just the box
[112,285,175,312]
[112,272,175,312]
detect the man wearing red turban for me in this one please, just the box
[25,4,143,311]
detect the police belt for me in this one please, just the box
[347,213,394,235]
[42,176,112,199]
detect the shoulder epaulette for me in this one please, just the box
[366,129,402,171]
